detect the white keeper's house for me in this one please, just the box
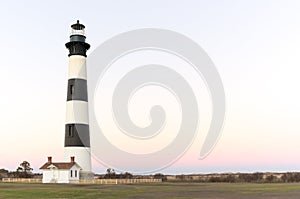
[39,157,82,183]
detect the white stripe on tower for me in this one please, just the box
[66,101,89,124]
[64,20,92,174]
[68,55,87,80]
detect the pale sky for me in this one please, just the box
[0,0,300,174]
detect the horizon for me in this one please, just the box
[1,0,300,174]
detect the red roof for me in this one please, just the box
[39,162,78,170]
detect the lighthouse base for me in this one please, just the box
[64,147,92,171]
[79,171,94,181]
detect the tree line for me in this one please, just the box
[173,172,300,183]
[99,168,133,179]
[2,164,300,183]
[0,161,33,179]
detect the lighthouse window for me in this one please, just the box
[68,125,74,137]
[70,84,74,95]
[75,170,77,177]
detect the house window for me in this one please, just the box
[70,170,73,177]
[68,125,73,137]
[75,170,77,178]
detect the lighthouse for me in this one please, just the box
[64,20,93,179]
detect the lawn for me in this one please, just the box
[0,182,300,199]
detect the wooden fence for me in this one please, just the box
[2,178,42,183]
[78,178,162,184]
[1,178,161,184]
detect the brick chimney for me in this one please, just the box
[70,156,75,163]
[47,156,52,163]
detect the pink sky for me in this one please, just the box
[1,1,300,174]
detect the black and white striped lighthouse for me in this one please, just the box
[64,20,92,178]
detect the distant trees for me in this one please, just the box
[207,176,223,182]
[104,168,116,179]
[207,175,237,183]
[17,161,33,178]
[175,174,193,181]
[238,173,264,182]
[281,173,300,182]
[7,161,33,178]
[266,175,275,183]
[119,172,133,179]
[99,171,300,183]
[103,168,133,179]
[0,169,8,173]
[0,169,9,180]
[19,161,33,173]
[224,174,236,183]
[154,173,167,181]
[169,172,300,183]
[206,173,269,183]
[3,163,300,183]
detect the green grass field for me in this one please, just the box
[1,182,300,199]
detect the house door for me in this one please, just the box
[51,168,58,182]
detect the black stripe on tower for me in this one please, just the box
[65,124,90,147]
[67,79,88,101]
